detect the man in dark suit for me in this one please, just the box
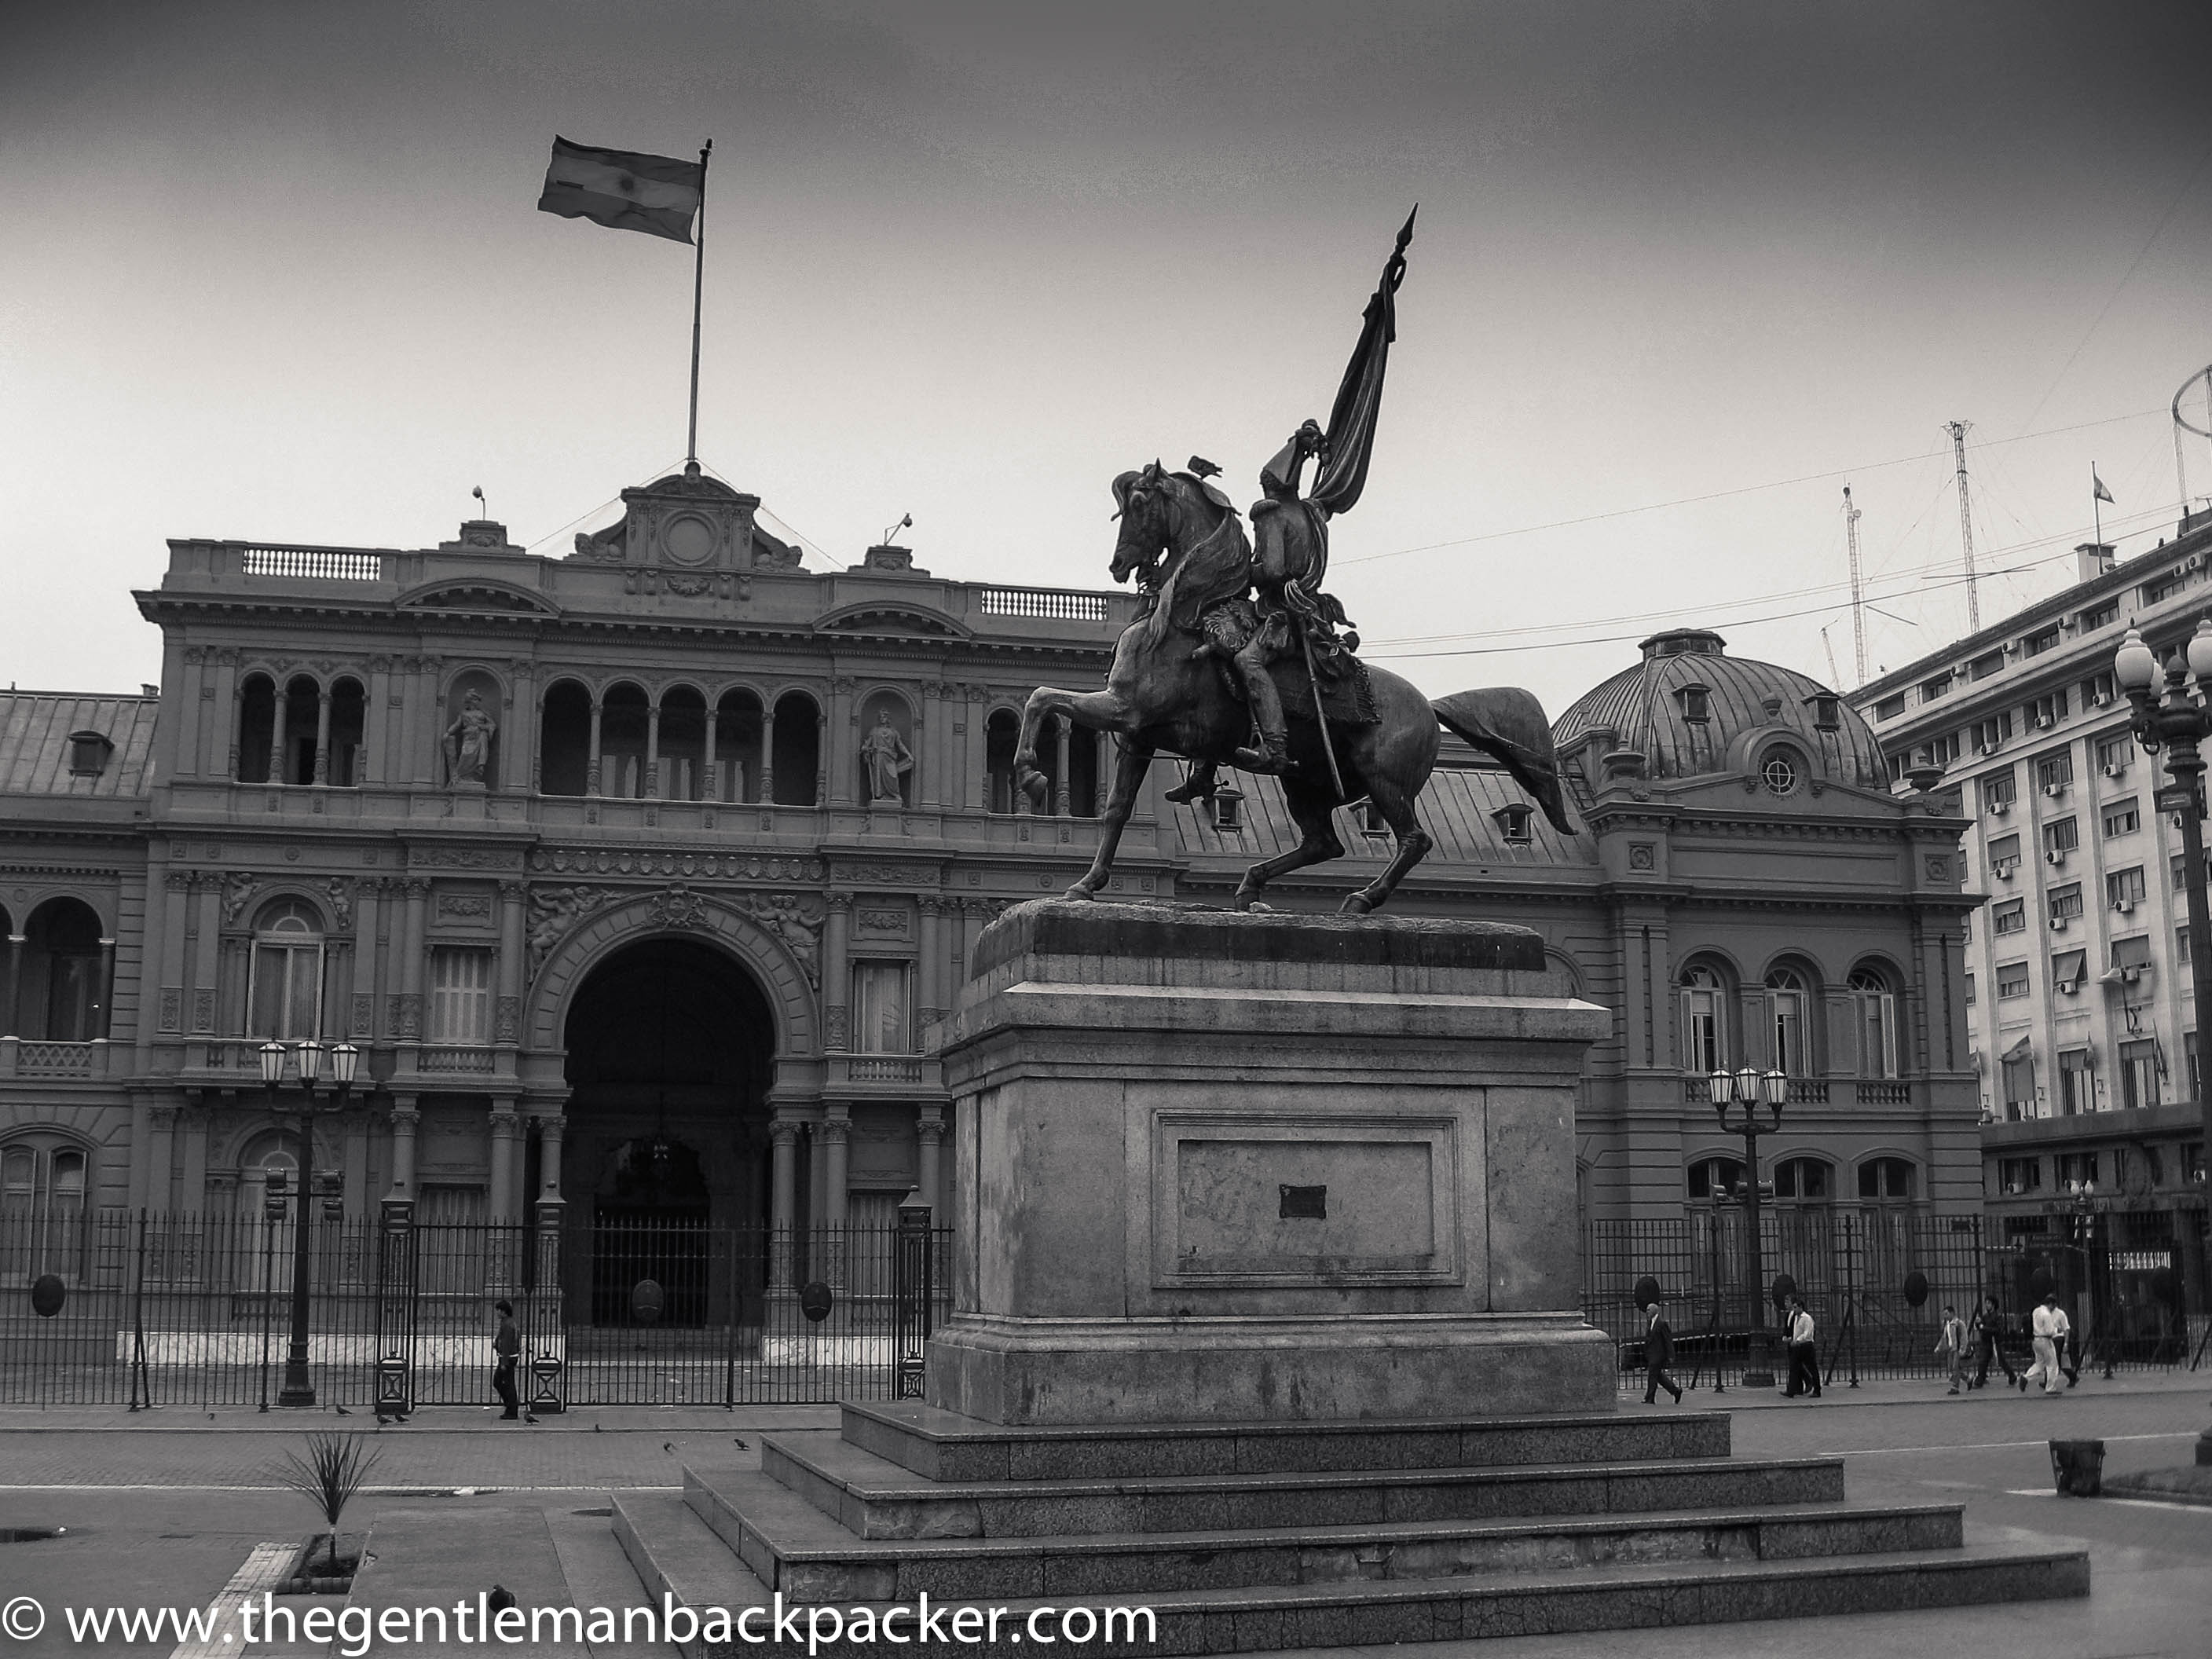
[1643,1297,1683,1404]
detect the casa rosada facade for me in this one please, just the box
[1,466,1983,1317]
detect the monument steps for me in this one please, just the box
[841,1399,1734,1481]
[610,1494,2087,1659]
[683,1459,1964,1602]
[753,1430,1848,1540]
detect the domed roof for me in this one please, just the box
[1552,629,1884,786]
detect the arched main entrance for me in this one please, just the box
[561,937,775,1327]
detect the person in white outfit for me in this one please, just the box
[2021,1292,2067,1395]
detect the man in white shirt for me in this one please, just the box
[1783,1298,1822,1398]
[2021,1292,2067,1395]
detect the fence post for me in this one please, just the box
[528,1198,566,1415]
[374,1194,415,1420]
[126,1210,149,1412]
[893,1191,933,1399]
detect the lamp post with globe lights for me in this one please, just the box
[1708,1064,1790,1387]
[2114,621,2212,1459]
[258,1036,359,1408]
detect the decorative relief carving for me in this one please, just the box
[436,893,493,920]
[219,872,259,926]
[351,994,374,1037]
[825,1005,850,1049]
[390,993,423,1041]
[326,877,354,929]
[1628,843,1657,872]
[857,909,907,934]
[159,988,182,1032]
[830,862,936,888]
[527,846,824,881]
[527,887,612,978]
[409,845,522,869]
[495,995,519,1044]
[1924,854,1951,881]
[648,885,709,930]
[192,989,215,1032]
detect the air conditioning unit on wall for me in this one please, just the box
[2045,849,2067,866]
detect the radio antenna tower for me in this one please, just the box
[1843,484,1866,685]
[1946,421,1979,632]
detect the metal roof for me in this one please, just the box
[0,690,159,798]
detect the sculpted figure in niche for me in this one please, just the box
[860,707,913,804]
[445,689,497,786]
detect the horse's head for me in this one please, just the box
[1109,460,1179,590]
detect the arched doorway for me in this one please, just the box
[562,938,775,1328]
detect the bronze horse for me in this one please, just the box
[1013,463,1577,913]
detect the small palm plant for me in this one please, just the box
[278,1432,381,1576]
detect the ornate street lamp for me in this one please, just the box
[2115,622,2212,1457]
[260,1036,360,1407]
[1708,1064,1789,1386]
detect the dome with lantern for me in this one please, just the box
[1551,628,1886,791]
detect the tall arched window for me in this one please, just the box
[1774,1157,1833,1202]
[1679,964,1728,1075]
[985,711,1022,815]
[27,899,104,1042]
[248,898,324,1040]
[539,680,591,797]
[2,1139,88,1278]
[771,692,819,806]
[1858,1157,1916,1202]
[236,674,276,782]
[1686,1155,1745,1201]
[1848,966,1899,1077]
[1765,965,1812,1075]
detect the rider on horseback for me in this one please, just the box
[1232,417,1358,775]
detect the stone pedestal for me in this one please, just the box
[925,899,1615,1425]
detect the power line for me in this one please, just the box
[1336,406,2166,569]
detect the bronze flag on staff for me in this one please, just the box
[537,137,705,244]
[1306,205,1417,519]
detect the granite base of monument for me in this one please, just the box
[610,903,2088,1651]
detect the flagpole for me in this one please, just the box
[2093,462,2102,548]
[687,140,712,467]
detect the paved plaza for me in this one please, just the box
[0,1379,2204,1657]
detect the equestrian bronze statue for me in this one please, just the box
[1012,210,1576,914]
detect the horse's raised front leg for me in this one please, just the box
[1064,743,1154,901]
[1234,779,1344,910]
[1013,686,1129,808]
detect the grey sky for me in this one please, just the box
[5,1,2210,716]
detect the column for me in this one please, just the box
[768,1114,800,1288]
[95,936,116,1039]
[915,1106,944,1210]
[537,1112,565,1200]
[826,678,853,805]
[758,703,776,804]
[823,892,853,1050]
[703,707,720,803]
[585,698,603,797]
[365,657,393,786]
[488,1103,521,1225]
[342,1112,369,1218]
[504,663,536,794]
[398,879,428,1040]
[387,1099,419,1199]
[917,896,944,1025]
[146,1104,178,1214]
[496,881,525,1045]
[3,932,24,1037]
[820,1108,851,1287]
[961,687,985,812]
[269,691,289,787]
[646,698,662,798]
[917,683,940,808]
[817,703,830,809]
[1095,730,1115,815]
[1054,716,1073,816]
[241,1166,271,1288]
[313,690,333,786]
[179,1107,209,1218]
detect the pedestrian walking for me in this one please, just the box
[491,1298,526,1422]
[1936,1303,1970,1394]
[1969,1295,2017,1390]
[2020,1291,2067,1396]
[1783,1297,1822,1398]
[1643,1298,1683,1404]
[2052,1296,2078,1389]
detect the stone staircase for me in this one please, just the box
[612,1402,2089,1656]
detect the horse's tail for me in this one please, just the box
[1432,688,1578,835]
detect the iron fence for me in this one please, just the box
[0,1209,952,1410]
[1585,1204,2211,1393]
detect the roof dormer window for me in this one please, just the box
[1675,683,1711,723]
[1492,804,1535,844]
[66,731,113,778]
[1808,694,1840,731]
